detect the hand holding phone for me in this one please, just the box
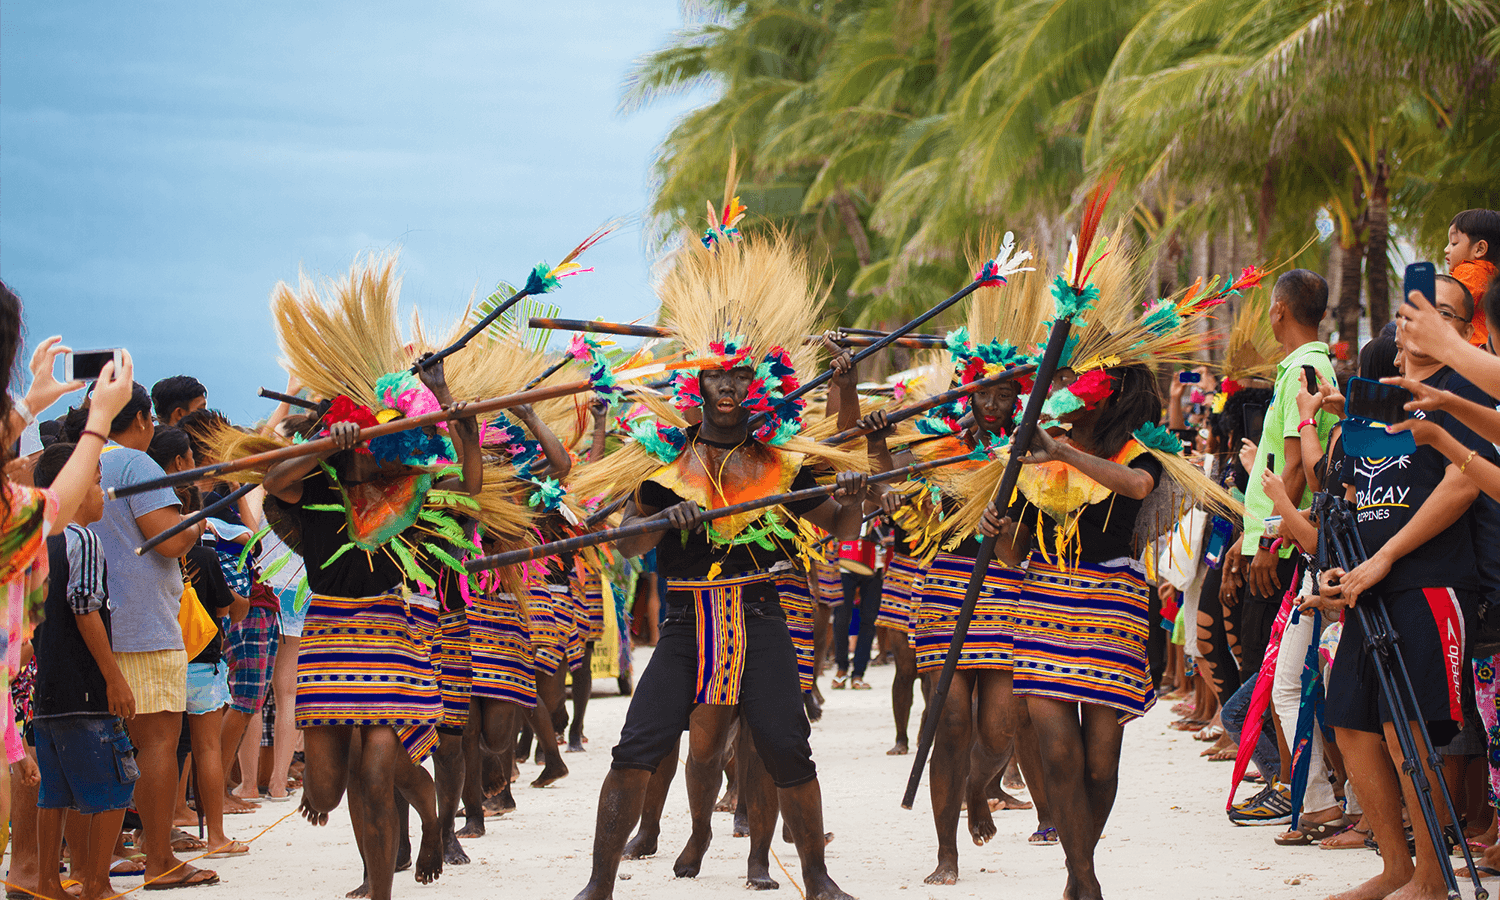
[1178,370,1202,384]
[1404,262,1437,307]
[65,349,124,383]
[1302,364,1319,394]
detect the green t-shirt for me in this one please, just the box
[1240,341,1337,558]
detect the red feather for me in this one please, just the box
[1072,174,1119,289]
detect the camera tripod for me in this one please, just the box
[1314,492,1486,900]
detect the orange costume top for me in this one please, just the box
[1452,259,1496,347]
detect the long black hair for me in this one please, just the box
[1,281,24,518]
[1088,365,1162,459]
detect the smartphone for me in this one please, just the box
[1345,377,1412,425]
[1178,370,1202,384]
[64,348,122,382]
[1404,261,1437,307]
[1242,402,1267,444]
[1266,452,1276,473]
[1302,364,1319,394]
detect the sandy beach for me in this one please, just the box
[119,647,1480,900]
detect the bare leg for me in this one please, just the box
[674,706,737,878]
[568,647,594,752]
[572,768,653,900]
[623,738,679,860]
[269,636,301,799]
[779,779,853,900]
[35,807,70,900]
[80,809,128,900]
[129,710,215,885]
[739,724,780,890]
[232,710,264,801]
[432,731,468,864]
[530,671,570,787]
[1025,698,1124,900]
[9,745,42,896]
[219,707,259,810]
[926,669,974,884]
[888,630,917,755]
[457,707,488,838]
[394,750,443,884]
[187,707,236,852]
[355,727,402,900]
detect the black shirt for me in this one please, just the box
[270,469,406,598]
[1010,453,1164,564]
[638,462,825,581]
[34,533,112,718]
[1339,368,1495,595]
[185,544,235,665]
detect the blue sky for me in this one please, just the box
[3,2,707,423]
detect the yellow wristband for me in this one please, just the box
[1461,449,1478,473]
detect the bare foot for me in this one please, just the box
[925,856,959,886]
[673,828,711,878]
[969,796,998,846]
[415,825,444,884]
[715,787,737,813]
[299,797,328,826]
[571,880,613,900]
[455,817,485,839]
[532,758,569,788]
[804,692,823,722]
[567,734,587,753]
[806,871,855,899]
[484,790,516,816]
[1384,878,1450,900]
[482,768,509,798]
[442,827,469,865]
[733,808,749,838]
[622,828,659,859]
[746,859,780,891]
[1325,870,1414,900]
[346,878,370,899]
[988,791,1033,812]
[887,740,909,756]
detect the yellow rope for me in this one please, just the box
[769,847,805,900]
[4,808,302,900]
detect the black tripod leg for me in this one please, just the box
[1370,597,1487,900]
[1356,602,1465,900]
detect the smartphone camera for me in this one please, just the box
[65,349,123,383]
[1178,371,1202,384]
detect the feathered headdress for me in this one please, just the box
[1215,286,1279,405]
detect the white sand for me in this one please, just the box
[161,649,1484,900]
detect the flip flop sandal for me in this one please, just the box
[831,675,848,690]
[1194,725,1225,742]
[850,678,872,690]
[1028,827,1059,845]
[1275,816,1350,846]
[143,867,219,891]
[205,840,250,859]
[1208,748,1240,761]
[1456,864,1500,879]
[112,857,148,877]
[1169,719,1209,731]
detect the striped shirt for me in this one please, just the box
[64,524,109,617]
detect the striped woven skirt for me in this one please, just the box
[813,555,843,608]
[468,593,537,708]
[296,592,441,729]
[573,569,607,642]
[435,608,472,731]
[775,570,816,692]
[528,583,582,676]
[876,552,927,634]
[1012,554,1156,723]
[665,570,777,705]
[914,554,1020,674]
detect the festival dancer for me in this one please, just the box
[204,256,540,900]
[866,235,1053,884]
[564,224,869,900]
[977,236,1246,900]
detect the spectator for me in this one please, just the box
[150,376,207,428]
[1446,208,1499,349]
[148,426,250,858]
[91,382,219,889]
[31,442,138,900]
[1313,274,1497,899]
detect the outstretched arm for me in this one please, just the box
[514,403,572,480]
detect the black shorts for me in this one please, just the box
[611,595,815,788]
[1326,587,1472,746]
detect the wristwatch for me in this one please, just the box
[1258,535,1276,551]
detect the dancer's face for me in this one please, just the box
[699,367,753,429]
[972,381,1018,438]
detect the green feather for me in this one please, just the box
[260,552,293,580]
[236,525,273,569]
[423,542,469,575]
[293,577,310,614]
[391,540,434,589]
[319,541,357,570]
[303,503,346,513]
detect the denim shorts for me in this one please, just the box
[33,715,139,814]
[186,662,230,715]
[279,586,308,639]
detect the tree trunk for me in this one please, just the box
[1335,230,1366,359]
[1365,148,1391,336]
[1257,160,1277,258]
[832,192,873,270]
